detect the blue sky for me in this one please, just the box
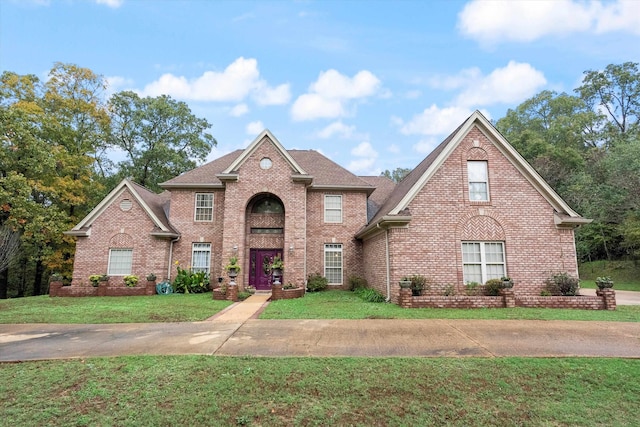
[2,0,639,175]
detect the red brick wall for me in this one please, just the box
[366,124,581,302]
[306,190,368,289]
[70,188,171,285]
[362,230,389,298]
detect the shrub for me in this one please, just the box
[173,266,210,294]
[237,291,252,301]
[306,273,328,292]
[443,284,456,296]
[348,276,368,291]
[544,273,579,296]
[484,279,503,296]
[354,287,385,302]
[464,282,482,296]
[595,276,614,289]
[408,275,431,296]
[123,275,139,287]
[89,274,107,287]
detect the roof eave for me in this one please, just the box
[356,215,412,239]
[310,184,375,195]
[160,182,225,189]
[554,214,593,229]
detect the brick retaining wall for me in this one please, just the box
[50,280,156,297]
[271,284,305,300]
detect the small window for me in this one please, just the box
[462,241,505,283]
[324,244,343,284]
[194,193,214,222]
[108,249,133,275]
[468,161,489,201]
[324,195,342,223]
[191,243,211,274]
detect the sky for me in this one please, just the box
[1,0,639,176]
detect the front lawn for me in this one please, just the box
[1,356,638,426]
[261,290,640,322]
[579,260,640,291]
[0,294,232,323]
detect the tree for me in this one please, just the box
[0,225,20,274]
[381,167,411,183]
[576,62,640,146]
[108,91,215,192]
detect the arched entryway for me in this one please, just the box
[245,193,284,290]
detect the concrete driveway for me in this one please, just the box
[579,288,640,305]
[1,319,639,361]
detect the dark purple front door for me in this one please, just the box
[249,249,282,290]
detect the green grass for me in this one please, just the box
[1,356,638,426]
[579,260,640,291]
[0,293,232,323]
[262,290,640,322]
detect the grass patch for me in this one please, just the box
[1,356,638,426]
[579,260,640,291]
[261,290,640,322]
[0,294,232,324]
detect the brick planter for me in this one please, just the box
[212,285,238,301]
[271,284,305,300]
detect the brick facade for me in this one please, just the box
[66,115,590,307]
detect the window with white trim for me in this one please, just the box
[462,242,505,284]
[194,193,214,222]
[108,249,133,275]
[468,161,489,201]
[191,243,211,274]
[324,244,343,284]
[324,195,342,223]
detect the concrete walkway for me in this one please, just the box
[1,293,639,362]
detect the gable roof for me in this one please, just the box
[161,131,374,193]
[359,176,397,221]
[356,110,590,238]
[66,179,178,238]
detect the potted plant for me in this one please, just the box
[595,276,614,289]
[399,277,412,289]
[49,273,63,283]
[225,256,241,285]
[146,273,157,282]
[409,275,428,296]
[501,276,514,289]
[270,256,284,285]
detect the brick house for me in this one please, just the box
[66,111,590,302]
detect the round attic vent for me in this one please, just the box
[120,199,133,211]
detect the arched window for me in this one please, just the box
[251,196,284,214]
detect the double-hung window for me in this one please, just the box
[462,242,505,284]
[468,161,489,201]
[108,249,133,275]
[194,193,214,222]
[324,195,342,223]
[191,243,211,274]
[324,244,343,284]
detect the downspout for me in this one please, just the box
[377,223,391,302]
[167,236,181,281]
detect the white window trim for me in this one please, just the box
[194,193,214,222]
[462,241,506,284]
[467,161,490,202]
[324,194,343,223]
[191,243,212,274]
[107,248,133,276]
[324,243,343,284]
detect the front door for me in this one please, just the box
[249,249,283,290]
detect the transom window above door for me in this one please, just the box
[252,196,284,214]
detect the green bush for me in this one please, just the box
[443,284,455,296]
[354,287,385,303]
[237,291,252,301]
[484,279,503,296]
[348,276,368,291]
[123,275,139,287]
[408,275,431,296]
[173,266,210,294]
[464,282,482,296]
[306,273,328,292]
[544,273,579,296]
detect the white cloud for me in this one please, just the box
[96,0,123,8]
[458,0,640,45]
[413,138,441,154]
[141,57,291,105]
[229,104,249,117]
[105,75,134,95]
[396,105,474,136]
[253,82,291,106]
[291,69,381,121]
[246,121,264,135]
[317,121,356,139]
[454,61,547,107]
[347,141,378,174]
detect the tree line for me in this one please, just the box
[2,62,638,298]
[0,63,215,298]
